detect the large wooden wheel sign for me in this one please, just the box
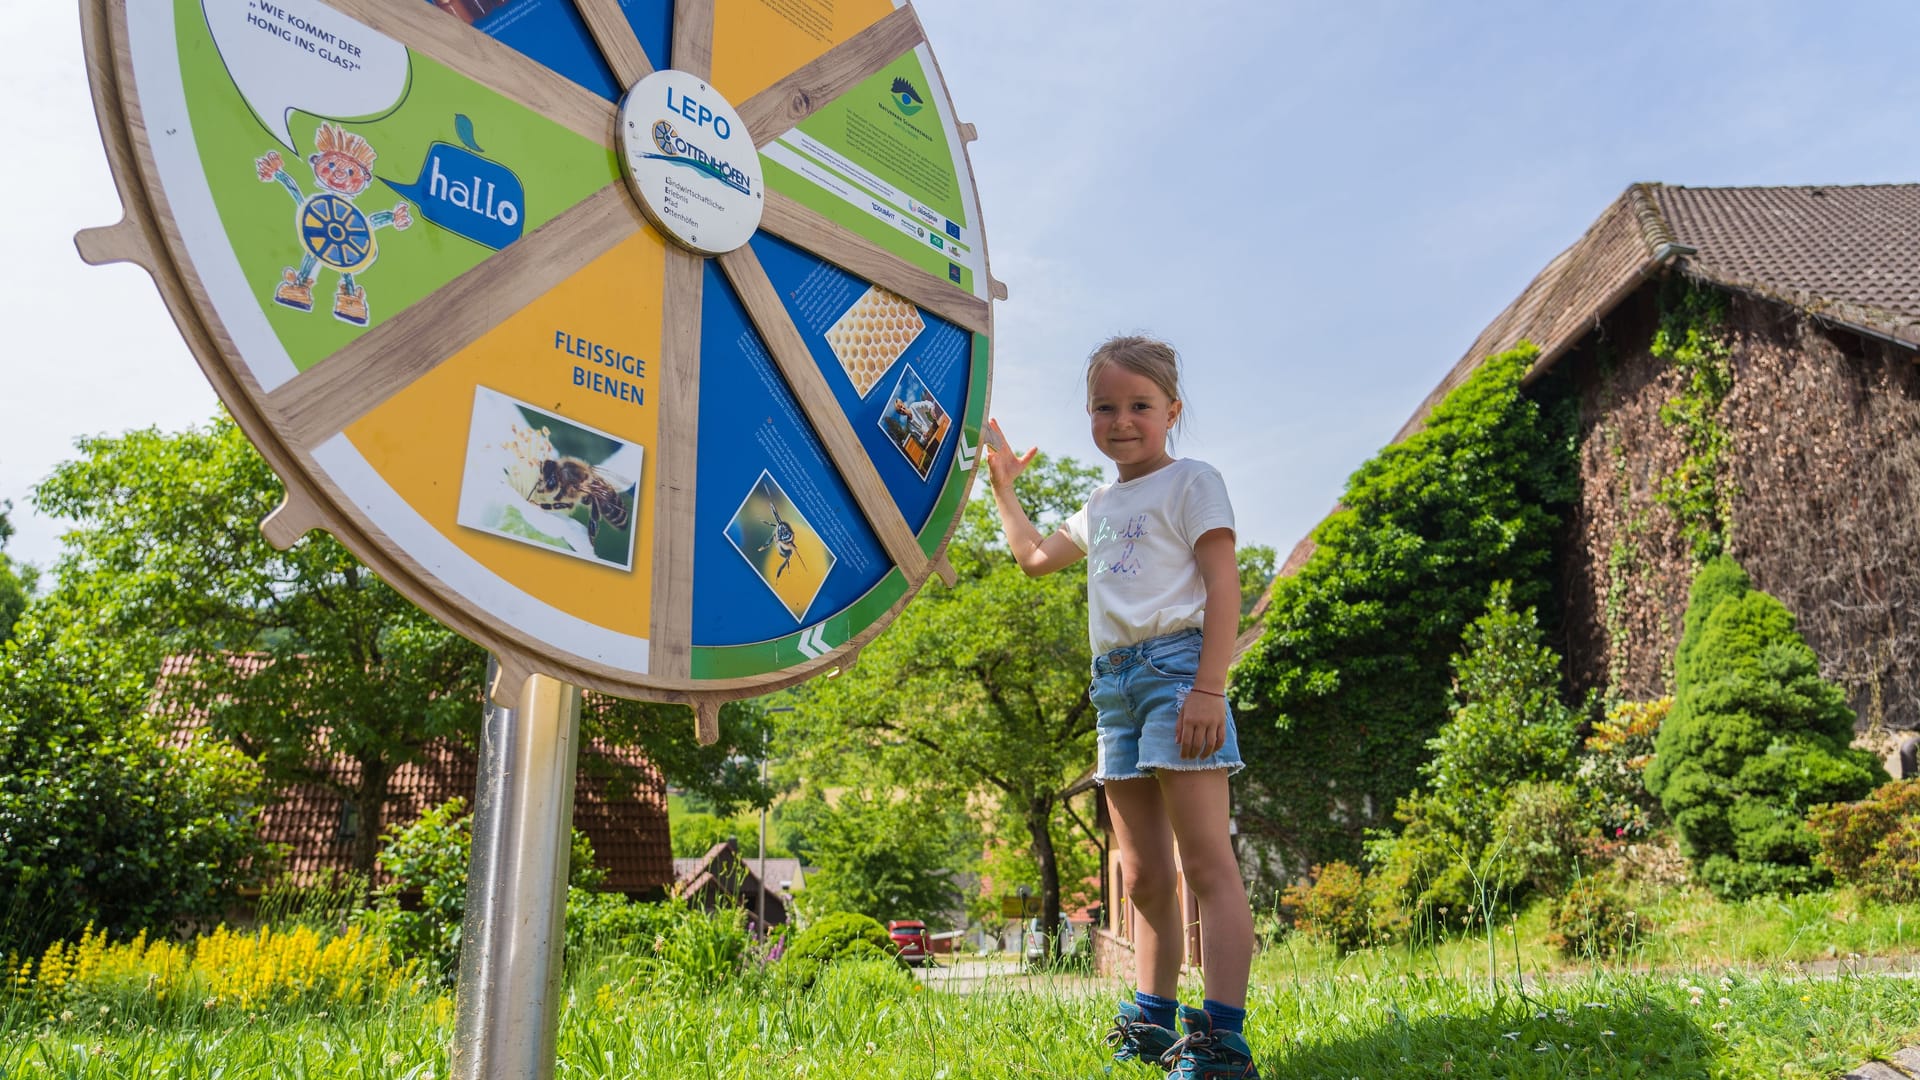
[76,0,1000,739]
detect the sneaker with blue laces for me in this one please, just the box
[1160,1005,1259,1079]
[1104,1000,1179,1069]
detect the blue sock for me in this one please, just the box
[1202,998,1246,1035]
[1134,990,1179,1030]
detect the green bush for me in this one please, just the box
[1232,344,1577,873]
[1576,698,1668,842]
[1644,557,1884,899]
[804,953,918,1005]
[1809,779,1920,904]
[1282,862,1388,952]
[1367,582,1581,928]
[1367,795,1480,934]
[779,911,897,991]
[784,911,893,964]
[632,899,750,991]
[356,798,603,982]
[1492,781,1590,895]
[566,887,661,955]
[0,621,272,955]
[566,892,752,992]
[1545,874,1648,960]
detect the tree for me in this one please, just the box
[784,788,971,924]
[588,696,774,818]
[0,500,36,643]
[30,416,772,879]
[1644,556,1883,898]
[1366,582,1581,926]
[1236,543,1276,634]
[0,604,270,954]
[33,418,487,877]
[782,455,1103,950]
[670,809,792,859]
[1232,344,1576,878]
[968,797,1104,927]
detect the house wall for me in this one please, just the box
[1558,284,1920,733]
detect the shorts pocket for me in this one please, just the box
[1142,638,1201,680]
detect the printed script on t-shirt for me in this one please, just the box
[1090,514,1149,575]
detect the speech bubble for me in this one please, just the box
[203,0,410,151]
[384,140,526,251]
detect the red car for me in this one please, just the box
[887,920,932,966]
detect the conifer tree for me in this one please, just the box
[1645,556,1883,898]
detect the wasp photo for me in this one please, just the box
[723,469,836,621]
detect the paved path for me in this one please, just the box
[915,957,1118,999]
[1845,1047,1920,1080]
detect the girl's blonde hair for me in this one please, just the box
[1085,335,1185,427]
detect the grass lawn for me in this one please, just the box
[4,959,1917,1078]
[4,888,1917,1078]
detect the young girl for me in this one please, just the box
[985,336,1259,1078]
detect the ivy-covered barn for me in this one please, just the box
[1233,183,1920,877]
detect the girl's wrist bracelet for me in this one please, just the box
[1189,686,1227,698]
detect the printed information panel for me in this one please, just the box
[93,0,993,701]
[760,46,986,300]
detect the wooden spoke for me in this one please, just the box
[270,183,646,448]
[576,0,654,88]
[671,0,716,82]
[738,6,925,146]
[319,0,614,143]
[760,189,989,335]
[649,248,704,681]
[715,246,931,582]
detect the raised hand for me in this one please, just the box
[983,418,1037,490]
[254,151,283,181]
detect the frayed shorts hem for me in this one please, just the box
[1142,759,1244,776]
[1093,760,1244,785]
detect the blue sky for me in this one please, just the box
[6,1,1920,576]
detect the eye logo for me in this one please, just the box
[890,77,925,116]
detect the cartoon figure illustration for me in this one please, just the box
[756,478,807,579]
[255,123,412,326]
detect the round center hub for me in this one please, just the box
[618,70,764,256]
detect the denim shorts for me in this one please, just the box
[1090,628,1244,782]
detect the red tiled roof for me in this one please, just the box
[247,734,672,893]
[154,656,673,892]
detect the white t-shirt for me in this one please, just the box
[1061,458,1236,654]
[903,400,940,442]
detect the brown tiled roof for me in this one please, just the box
[154,656,673,893]
[1656,184,1920,349]
[1235,182,1920,656]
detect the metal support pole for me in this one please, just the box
[450,658,582,1080]
[757,743,768,934]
